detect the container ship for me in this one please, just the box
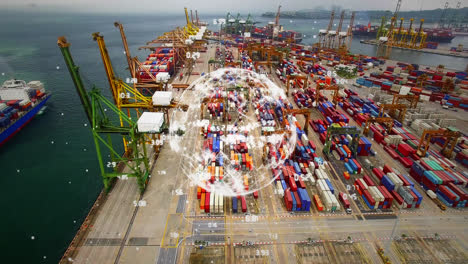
[0,79,51,146]
[353,24,455,43]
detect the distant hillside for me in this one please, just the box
[262,7,468,25]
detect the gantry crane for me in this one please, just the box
[416,73,428,87]
[332,11,345,50]
[339,11,355,53]
[392,94,419,108]
[200,97,225,120]
[323,125,360,157]
[92,33,188,127]
[376,16,387,40]
[393,18,404,46]
[379,103,407,123]
[441,78,455,94]
[316,84,340,106]
[284,108,311,135]
[400,18,413,47]
[286,74,308,96]
[438,2,450,28]
[376,16,396,58]
[114,22,163,92]
[319,10,335,49]
[184,7,199,34]
[254,61,272,73]
[272,5,282,39]
[362,116,394,136]
[410,19,426,49]
[58,36,153,193]
[416,128,461,158]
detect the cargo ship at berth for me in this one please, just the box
[0,79,51,146]
[353,25,455,43]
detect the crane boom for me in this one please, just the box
[394,0,402,19]
[275,5,281,26]
[438,2,449,28]
[114,22,134,78]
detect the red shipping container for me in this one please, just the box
[339,192,351,209]
[288,177,298,191]
[391,190,404,205]
[293,191,302,210]
[297,178,306,189]
[253,191,259,199]
[284,189,293,211]
[241,196,247,212]
[363,175,375,186]
[205,192,211,213]
[372,168,385,180]
[363,190,376,206]
[383,165,393,174]
[439,186,458,201]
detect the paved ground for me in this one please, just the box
[62,43,468,264]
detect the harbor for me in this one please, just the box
[56,7,468,263]
[0,2,467,264]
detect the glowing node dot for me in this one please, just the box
[51,141,54,144]
[56,66,60,70]
[31,236,35,240]
[85,169,89,172]
[84,123,88,127]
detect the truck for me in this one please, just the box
[426,189,446,211]
[339,192,352,214]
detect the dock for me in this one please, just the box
[360,39,468,58]
[58,41,468,264]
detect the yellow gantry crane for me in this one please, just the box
[400,18,413,47]
[392,94,419,108]
[363,116,394,136]
[92,33,188,128]
[416,129,461,158]
[410,19,426,49]
[286,74,308,96]
[184,7,199,35]
[379,103,407,123]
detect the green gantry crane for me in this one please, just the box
[58,36,153,193]
[322,125,360,157]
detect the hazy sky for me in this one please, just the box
[2,0,461,14]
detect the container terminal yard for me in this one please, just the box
[54,6,468,264]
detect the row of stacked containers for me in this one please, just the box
[342,87,468,209]
[140,47,176,80]
[410,158,468,208]
[356,63,468,110]
[0,100,33,128]
[195,77,255,214]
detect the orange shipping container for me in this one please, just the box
[343,172,350,180]
[219,167,224,180]
[200,193,206,209]
[197,187,202,199]
[313,194,324,211]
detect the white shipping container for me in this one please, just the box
[426,190,437,199]
[152,91,172,106]
[359,178,369,190]
[218,194,224,214]
[137,112,164,133]
[210,191,215,213]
